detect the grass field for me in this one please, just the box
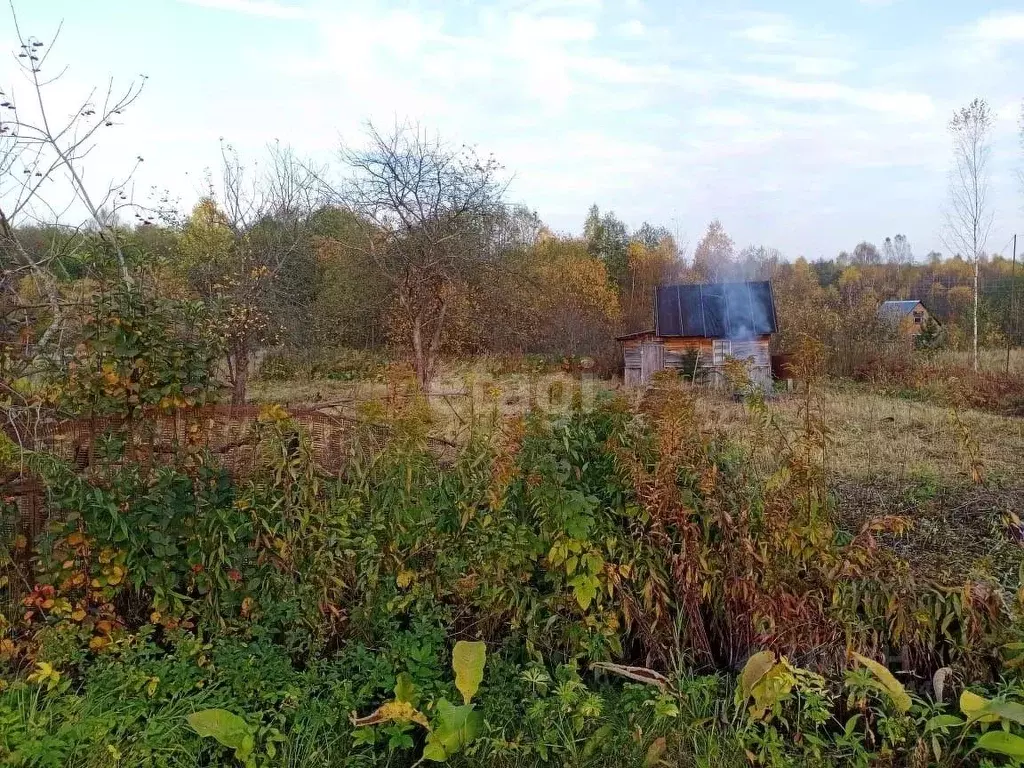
[937,347,1024,373]
[253,366,1023,488]
[252,368,1023,583]
[706,384,1023,484]
[700,382,1024,582]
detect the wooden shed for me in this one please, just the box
[877,300,937,338]
[617,281,778,387]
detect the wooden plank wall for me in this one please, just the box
[640,342,664,383]
[622,335,772,387]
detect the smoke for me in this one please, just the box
[702,281,773,341]
[702,246,778,340]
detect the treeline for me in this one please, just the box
[4,125,681,400]
[687,224,1024,365]
[4,124,1023,405]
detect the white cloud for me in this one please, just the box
[968,11,1024,44]
[732,74,934,118]
[743,53,855,78]
[995,100,1022,123]
[60,0,1015,257]
[736,23,795,45]
[692,108,751,128]
[508,13,596,44]
[176,0,308,19]
[618,19,646,38]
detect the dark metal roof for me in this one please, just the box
[654,281,777,339]
[614,329,656,341]
[878,300,923,320]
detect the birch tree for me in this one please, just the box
[944,98,993,372]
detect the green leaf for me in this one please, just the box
[422,700,482,762]
[421,742,448,762]
[571,575,598,610]
[961,690,1000,724]
[985,700,1024,727]
[738,651,776,700]
[582,724,614,759]
[926,714,965,731]
[851,652,911,713]
[238,733,255,763]
[452,641,486,705]
[395,672,416,705]
[974,730,1024,759]
[186,709,254,760]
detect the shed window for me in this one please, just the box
[712,339,731,365]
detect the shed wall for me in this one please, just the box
[622,335,772,387]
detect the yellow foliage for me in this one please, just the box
[27,661,61,689]
[350,699,430,729]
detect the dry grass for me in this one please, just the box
[250,368,618,444]
[254,369,1021,487]
[697,383,1024,580]
[253,370,1022,577]
[937,347,1024,374]
[250,377,389,408]
[699,384,1023,486]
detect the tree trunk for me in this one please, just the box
[231,345,249,405]
[411,313,428,389]
[973,257,979,373]
[424,294,450,389]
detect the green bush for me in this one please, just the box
[3,384,1023,766]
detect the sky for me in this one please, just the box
[4,0,1024,260]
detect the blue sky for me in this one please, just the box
[6,0,1024,259]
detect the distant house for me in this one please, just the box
[877,300,937,337]
[617,281,778,387]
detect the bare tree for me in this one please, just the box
[1018,100,1023,200]
[180,142,327,403]
[333,121,507,388]
[944,98,993,372]
[882,234,913,266]
[1,12,145,287]
[1,8,145,440]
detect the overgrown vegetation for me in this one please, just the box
[5,319,1024,764]
[3,14,1024,768]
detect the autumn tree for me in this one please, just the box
[335,122,506,388]
[176,145,324,403]
[882,234,913,266]
[530,237,620,355]
[944,98,993,371]
[0,18,144,290]
[632,221,673,249]
[307,206,389,350]
[691,219,734,281]
[771,258,836,351]
[583,204,629,290]
[1,12,147,437]
[851,241,880,266]
[457,205,545,354]
[622,235,679,331]
[736,245,781,280]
